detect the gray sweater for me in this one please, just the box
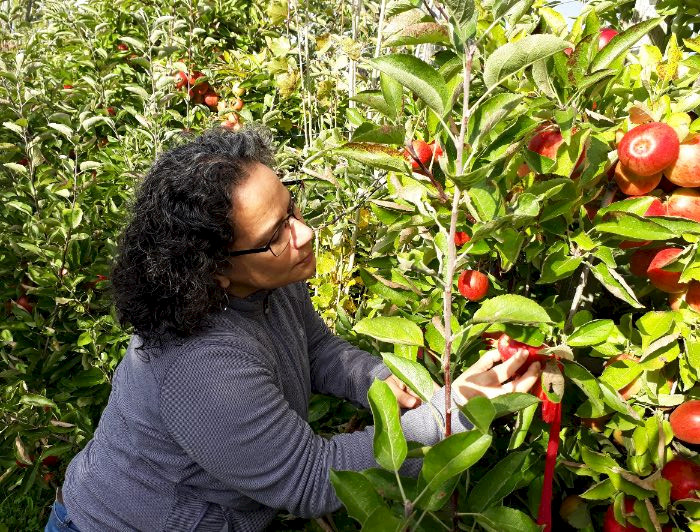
[62,281,471,531]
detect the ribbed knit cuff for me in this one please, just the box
[369,360,392,381]
[429,387,474,434]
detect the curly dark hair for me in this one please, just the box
[111,124,276,341]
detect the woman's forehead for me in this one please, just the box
[233,164,287,231]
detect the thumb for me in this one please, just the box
[398,391,421,408]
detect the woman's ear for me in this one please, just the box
[214,273,231,290]
[214,261,232,289]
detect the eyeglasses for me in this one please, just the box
[226,179,305,258]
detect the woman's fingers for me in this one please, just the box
[512,361,541,393]
[490,348,529,383]
[465,348,502,376]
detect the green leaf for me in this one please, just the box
[467,450,529,511]
[483,35,570,89]
[468,93,522,147]
[354,316,423,346]
[76,331,92,346]
[416,431,492,504]
[335,142,406,172]
[580,479,616,500]
[368,55,448,116]
[351,123,405,145]
[537,250,582,284]
[329,470,384,525]
[380,73,402,120]
[458,396,495,434]
[600,357,644,391]
[590,18,663,72]
[359,269,410,308]
[361,506,402,531]
[590,262,644,309]
[595,213,678,240]
[48,122,74,138]
[20,394,57,409]
[472,295,552,325]
[443,0,475,26]
[381,353,436,402]
[491,392,540,417]
[351,91,395,119]
[567,319,615,346]
[367,379,407,471]
[383,23,450,47]
[562,361,605,413]
[581,447,618,474]
[62,207,83,229]
[475,506,540,532]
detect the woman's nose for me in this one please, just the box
[290,217,314,249]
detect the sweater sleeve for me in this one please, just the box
[160,346,472,519]
[297,283,391,409]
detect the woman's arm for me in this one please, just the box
[160,346,471,519]
[296,283,391,409]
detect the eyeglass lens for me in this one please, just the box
[269,196,303,256]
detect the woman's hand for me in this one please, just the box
[383,374,438,409]
[453,347,541,402]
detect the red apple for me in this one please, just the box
[526,127,585,175]
[116,43,129,51]
[647,248,687,293]
[232,98,244,111]
[603,498,643,532]
[106,107,116,116]
[404,140,433,170]
[497,334,547,376]
[174,71,189,89]
[527,128,564,165]
[517,162,530,177]
[686,281,700,312]
[41,455,60,468]
[665,134,700,187]
[564,47,573,56]
[619,198,666,248]
[429,141,443,159]
[617,122,680,177]
[16,295,33,313]
[457,270,489,301]
[221,113,240,129]
[667,188,700,223]
[204,91,219,108]
[454,231,470,247]
[670,400,700,445]
[661,458,700,500]
[599,28,619,49]
[669,291,685,310]
[629,248,658,277]
[63,84,73,89]
[614,163,662,196]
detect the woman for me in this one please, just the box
[45,125,540,531]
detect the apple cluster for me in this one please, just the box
[610,121,700,309]
[173,68,245,130]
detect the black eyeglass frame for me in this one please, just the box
[225,179,305,258]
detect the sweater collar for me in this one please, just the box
[224,287,275,314]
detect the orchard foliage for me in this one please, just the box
[320,0,700,531]
[1,0,700,531]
